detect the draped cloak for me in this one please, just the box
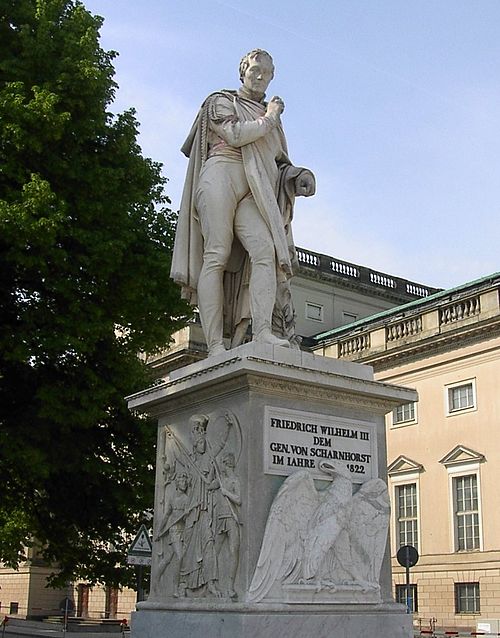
[170,90,314,345]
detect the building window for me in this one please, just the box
[9,602,19,615]
[393,402,416,425]
[395,584,418,612]
[305,302,323,322]
[455,582,480,614]
[454,474,480,551]
[396,483,418,551]
[105,586,118,619]
[447,380,476,414]
[342,311,357,325]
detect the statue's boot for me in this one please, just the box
[209,343,226,356]
[248,255,290,348]
[197,272,227,356]
[254,324,290,348]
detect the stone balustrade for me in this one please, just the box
[406,282,432,297]
[330,257,360,278]
[386,316,423,342]
[439,295,480,326]
[320,286,500,361]
[338,333,371,357]
[296,247,320,267]
[296,247,438,300]
[370,272,396,289]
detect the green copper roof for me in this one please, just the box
[312,271,500,344]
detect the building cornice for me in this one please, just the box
[351,319,500,372]
[312,283,500,371]
[296,246,439,305]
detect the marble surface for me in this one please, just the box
[150,411,242,600]
[170,50,315,355]
[127,342,417,419]
[132,607,413,638]
[248,462,390,603]
[128,342,415,637]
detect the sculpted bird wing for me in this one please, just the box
[248,470,320,602]
[349,478,391,582]
[303,476,353,580]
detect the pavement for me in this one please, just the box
[1,619,128,638]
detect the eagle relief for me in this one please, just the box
[248,460,390,604]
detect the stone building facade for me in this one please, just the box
[311,273,500,632]
[0,547,137,621]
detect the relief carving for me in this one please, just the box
[248,460,390,603]
[155,471,190,597]
[151,410,242,600]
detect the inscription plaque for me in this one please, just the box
[264,406,377,482]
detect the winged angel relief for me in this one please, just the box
[248,460,390,603]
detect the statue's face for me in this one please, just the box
[194,436,206,453]
[176,474,188,491]
[242,56,274,95]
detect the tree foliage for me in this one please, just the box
[0,0,191,587]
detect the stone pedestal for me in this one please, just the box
[127,343,416,638]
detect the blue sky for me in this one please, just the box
[84,0,500,289]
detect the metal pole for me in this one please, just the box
[63,596,69,638]
[136,564,144,603]
[406,552,411,614]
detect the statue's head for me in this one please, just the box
[175,471,189,491]
[190,414,208,452]
[239,49,274,95]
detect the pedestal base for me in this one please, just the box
[127,343,417,638]
[132,603,413,638]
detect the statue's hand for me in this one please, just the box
[266,96,285,118]
[295,172,316,197]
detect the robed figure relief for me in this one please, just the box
[151,411,242,600]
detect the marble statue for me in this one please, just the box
[214,452,241,599]
[171,49,316,356]
[151,411,242,599]
[248,460,390,603]
[155,471,190,597]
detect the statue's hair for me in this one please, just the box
[190,413,209,432]
[175,470,191,486]
[239,49,274,82]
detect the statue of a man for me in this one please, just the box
[171,49,315,356]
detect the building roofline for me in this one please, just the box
[311,271,500,346]
[296,246,441,303]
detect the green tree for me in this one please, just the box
[0,0,191,587]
